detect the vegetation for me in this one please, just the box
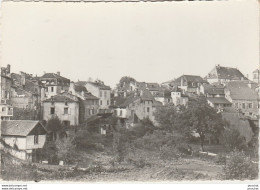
[223,150,258,180]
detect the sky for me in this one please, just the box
[1,0,259,88]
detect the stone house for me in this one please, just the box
[1,65,13,120]
[69,82,99,122]
[39,72,70,99]
[207,97,232,112]
[172,75,208,94]
[224,81,259,118]
[77,80,111,111]
[1,120,47,162]
[206,65,247,84]
[171,86,189,106]
[42,95,79,126]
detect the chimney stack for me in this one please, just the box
[6,64,10,74]
[57,71,60,76]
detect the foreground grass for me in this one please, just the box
[1,148,223,182]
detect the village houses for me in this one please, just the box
[39,72,70,99]
[205,65,248,84]
[76,80,111,112]
[42,95,79,126]
[1,120,47,162]
[224,81,259,118]
[0,65,13,120]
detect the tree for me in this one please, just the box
[118,76,136,87]
[176,96,225,151]
[222,128,247,151]
[154,104,178,132]
[154,97,225,151]
[46,116,64,141]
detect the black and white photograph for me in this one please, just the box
[0,0,259,186]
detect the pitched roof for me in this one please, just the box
[207,97,232,104]
[1,120,45,136]
[119,95,139,108]
[152,100,163,107]
[43,95,78,102]
[225,81,258,100]
[140,89,154,101]
[84,92,99,100]
[75,81,88,86]
[173,75,207,86]
[208,66,246,80]
[41,73,70,81]
[87,82,111,90]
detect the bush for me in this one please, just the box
[216,154,226,165]
[222,128,247,152]
[223,150,258,180]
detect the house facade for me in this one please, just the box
[39,72,70,99]
[252,69,259,84]
[1,120,47,162]
[83,81,111,110]
[225,81,259,118]
[1,65,13,120]
[42,95,79,126]
[206,65,247,84]
[171,87,189,106]
[173,75,208,94]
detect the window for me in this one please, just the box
[104,91,107,98]
[50,107,55,115]
[2,107,6,112]
[34,135,39,144]
[235,103,238,108]
[46,87,48,92]
[114,110,117,115]
[147,107,150,112]
[100,91,102,97]
[248,103,252,109]
[120,110,122,116]
[65,101,68,106]
[64,107,69,114]
[51,87,54,92]
[107,100,109,105]
[242,103,245,109]
[100,100,102,105]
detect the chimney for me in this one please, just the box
[6,64,10,74]
[43,71,46,75]
[57,71,60,76]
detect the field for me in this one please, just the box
[1,146,224,182]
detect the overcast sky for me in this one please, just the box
[1,0,259,88]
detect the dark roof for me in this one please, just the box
[152,101,163,107]
[41,73,70,81]
[171,86,182,92]
[119,95,139,108]
[87,82,111,90]
[74,85,88,92]
[75,81,88,86]
[84,92,99,100]
[140,89,154,101]
[1,120,45,136]
[208,66,246,80]
[207,97,232,104]
[43,95,78,103]
[170,75,207,86]
[226,81,258,100]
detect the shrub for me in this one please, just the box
[216,154,226,165]
[222,128,247,152]
[223,150,258,180]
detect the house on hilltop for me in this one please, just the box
[206,65,247,84]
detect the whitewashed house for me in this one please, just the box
[1,120,47,162]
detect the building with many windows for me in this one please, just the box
[42,95,79,126]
